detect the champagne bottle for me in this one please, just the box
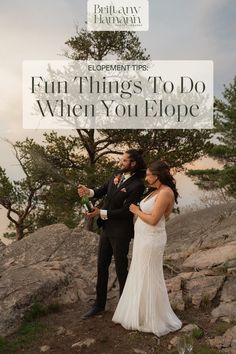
[80,196,94,213]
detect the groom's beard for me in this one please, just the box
[120,164,133,174]
[120,167,133,174]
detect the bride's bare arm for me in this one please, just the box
[129,189,173,226]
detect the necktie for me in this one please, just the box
[117,174,125,188]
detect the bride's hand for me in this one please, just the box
[129,204,140,215]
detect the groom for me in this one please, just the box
[78,149,146,319]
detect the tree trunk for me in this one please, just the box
[16,224,24,241]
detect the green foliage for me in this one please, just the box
[0,303,60,354]
[2,231,16,239]
[0,322,45,354]
[24,302,61,322]
[192,327,204,339]
[65,28,150,60]
[194,344,218,354]
[0,133,107,236]
[0,167,15,208]
[210,144,236,160]
[0,312,47,354]
[47,303,61,313]
[188,76,236,198]
[109,129,212,168]
[188,166,236,195]
[0,139,55,239]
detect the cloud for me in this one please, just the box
[0,0,86,142]
[140,0,235,97]
[195,0,236,39]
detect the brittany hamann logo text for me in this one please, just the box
[93,4,142,26]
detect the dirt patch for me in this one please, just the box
[5,299,225,354]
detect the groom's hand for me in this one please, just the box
[87,207,100,218]
[78,184,90,197]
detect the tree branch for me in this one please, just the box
[95,150,123,162]
[7,209,18,226]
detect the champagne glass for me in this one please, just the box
[176,337,186,354]
[185,335,193,352]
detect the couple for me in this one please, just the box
[78,149,182,337]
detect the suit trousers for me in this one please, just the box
[95,229,131,309]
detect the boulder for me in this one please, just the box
[185,274,225,307]
[166,202,236,258]
[220,276,236,303]
[0,224,107,336]
[0,240,6,253]
[166,273,193,311]
[180,323,200,333]
[212,302,236,322]
[209,325,236,351]
[212,276,236,322]
[71,338,95,349]
[182,241,236,270]
[167,270,225,309]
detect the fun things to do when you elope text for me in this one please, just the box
[23,60,213,129]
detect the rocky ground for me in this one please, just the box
[0,202,236,353]
[2,301,235,354]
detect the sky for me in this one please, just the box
[0,0,235,234]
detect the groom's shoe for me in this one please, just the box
[81,306,105,320]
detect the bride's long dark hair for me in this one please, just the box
[145,160,179,204]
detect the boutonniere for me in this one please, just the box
[113,174,122,185]
[120,188,127,193]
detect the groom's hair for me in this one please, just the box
[126,149,146,178]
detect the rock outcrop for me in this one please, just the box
[1,202,236,353]
[0,224,114,336]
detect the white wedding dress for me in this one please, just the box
[112,194,182,337]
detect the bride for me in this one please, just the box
[112,160,182,337]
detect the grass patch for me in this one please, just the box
[192,327,204,339]
[0,302,61,354]
[24,302,61,322]
[200,294,211,310]
[180,278,187,290]
[184,294,193,309]
[193,343,218,354]
[217,262,229,274]
[0,321,45,354]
